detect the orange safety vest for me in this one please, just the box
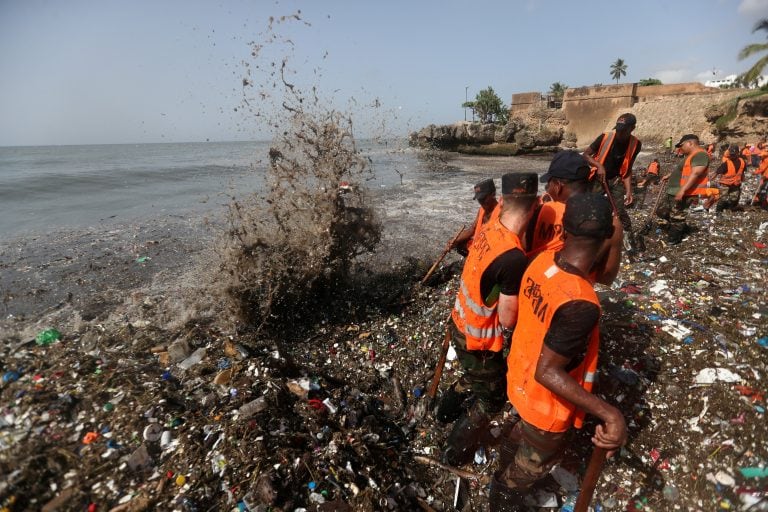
[720,157,745,186]
[452,218,523,352]
[647,161,659,176]
[721,149,731,163]
[680,148,710,197]
[527,201,565,259]
[507,251,600,433]
[466,202,500,253]
[591,131,640,180]
[759,154,768,177]
[743,147,752,158]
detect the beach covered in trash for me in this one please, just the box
[2,147,768,512]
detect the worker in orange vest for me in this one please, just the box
[448,178,499,257]
[657,134,710,245]
[526,151,623,285]
[715,144,747,212]
[637,158,661,189]
[752,147,768,207]
[442,173,539,467]
[583,113,642,254]
[489,193,627,511]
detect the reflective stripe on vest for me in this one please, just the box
[506,251,600,433]
[591,131,639,180]
[720,158,745,186]
[680,148,710,196]
[452,218,523,352]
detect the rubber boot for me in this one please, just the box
[435,382,468,424]
[441,402,489,466]
[489,473,526,512]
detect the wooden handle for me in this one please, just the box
[427,322,453,400]
[421,225,466,285]
[574,446,608,512]
[600,178,619,215]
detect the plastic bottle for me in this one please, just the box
[238,397,267,418]
[35,328,61,345]
[559,492,578,512]
[178,348,206,370]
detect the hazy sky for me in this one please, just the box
[1,0,767,146]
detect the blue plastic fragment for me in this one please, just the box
[683,336,694,345]
[758,337,768,348]
[308,481,317,490]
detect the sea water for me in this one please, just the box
[0,140,551,242]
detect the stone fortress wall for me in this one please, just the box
[511,83,743,147]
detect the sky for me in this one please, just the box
[1,0,767,146]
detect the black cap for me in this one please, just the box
[563,193,614,239]
[675,134,699,148]
[614,113,637,131]
[540,150,591,183]
[729,144,739,154]
[472,178,496,200]
[501,172,538,195]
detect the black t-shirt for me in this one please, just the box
[479,247,527,304]
[589,133,642,180]
[542,255,601,369]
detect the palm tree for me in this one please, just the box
[610,58,627,84]
[738,18,768,86]
[549,82,567,100]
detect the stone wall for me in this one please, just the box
[510,92,544,115]
[561,84,636,146]
[627,90,742,145]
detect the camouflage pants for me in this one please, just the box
[450,322,507,411]
[656,194,696,242]
[716,185,741,211]
[497,419,571,489]
[592,178,633,233]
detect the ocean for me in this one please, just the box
[0,140,553,241]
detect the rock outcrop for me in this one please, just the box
[409,116,565,154]
[710,93,768,144]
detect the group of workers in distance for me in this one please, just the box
[440,113,768,511]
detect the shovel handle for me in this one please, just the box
[574,446,608,512]
[421,225,466,285]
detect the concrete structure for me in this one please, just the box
[705,74,767,88]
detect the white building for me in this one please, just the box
[704,73,767,88]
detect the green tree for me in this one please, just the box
[549,82,567,99]
[739,19,768,85]
[465,86,508,124]
[610,58,628,84]
[638,78,663,86]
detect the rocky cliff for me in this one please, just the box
[409,111,569,155]
[707,92,768,144]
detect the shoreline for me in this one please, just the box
[1,151,767,511]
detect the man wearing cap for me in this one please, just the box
[657,134,710,244]
[488,194,628,512]
[583,113,642,253]
[442,173,539,467]
[714,144,747,213]
[448,178,499,257]
[527,151,624,286]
